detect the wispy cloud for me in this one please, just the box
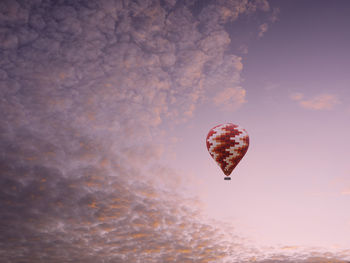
[291,93,340,110]
[213,86,247,111]
[270,7,280,22]
[258,23,269,37]
[290,92,305,101]
[341,189,350,195]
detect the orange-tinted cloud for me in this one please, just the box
[258,23,269,37]
[213,86,247,111]
[341,189,350,195]
[291,93,340,110]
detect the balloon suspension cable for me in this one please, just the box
[224,177,231,180]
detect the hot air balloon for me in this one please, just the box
[206,123,249,180]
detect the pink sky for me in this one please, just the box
[2,0,350,262]
[166,0,350,252]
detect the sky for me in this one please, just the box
[1,0,350,262]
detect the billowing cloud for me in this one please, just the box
[0,0,348,262]
[291,93,340,110]
[0,0,268,261]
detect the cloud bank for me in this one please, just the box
[1,0,348,262]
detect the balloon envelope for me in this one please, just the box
[206,123,249,177]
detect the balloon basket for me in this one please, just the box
[224,177,231,180]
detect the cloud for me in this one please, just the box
[239,44,249,54]
[213,86,247,111]
[269,7,280,22]
[290,92,305,101]
[1,0,348,262]
[240,247,350,263]
[291,93,340,110]
[341,189,350,195]
[0,0,272,261]
[203,54,246,111]
[258,23,269,37]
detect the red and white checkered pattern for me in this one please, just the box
[206,123,249,177]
